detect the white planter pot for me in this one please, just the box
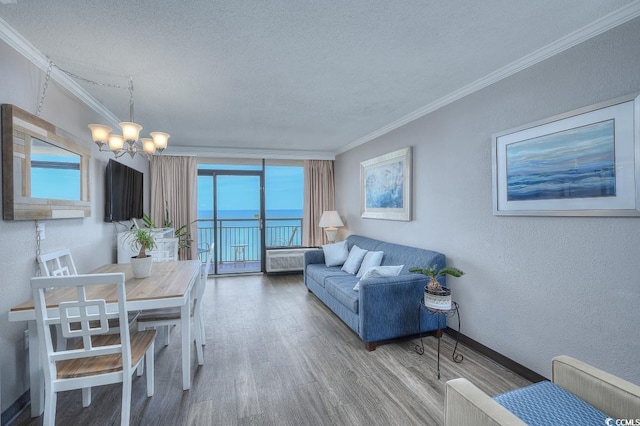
[131,255,153,278]
[424,286,452,311]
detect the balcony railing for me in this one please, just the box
[196,218,302,265]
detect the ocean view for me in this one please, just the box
[197,209,304,251]
[198,209,303,220]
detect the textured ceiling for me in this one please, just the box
[0,1,638,158]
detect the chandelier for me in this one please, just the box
[88,77,169,159]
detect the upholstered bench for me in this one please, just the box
[494,380,609,425]
[444,355,640,426]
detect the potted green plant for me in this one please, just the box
[127,227,156,278]
[409,264,464,310]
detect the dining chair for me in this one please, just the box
[38,249,80,351]
[37,248,78,277]
[37,249,137,351]
[31,273,156,426]
[136,243,214,367]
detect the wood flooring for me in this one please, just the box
[11,273,531,426]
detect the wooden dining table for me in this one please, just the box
[9,260,201,418]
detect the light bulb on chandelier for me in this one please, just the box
[88,77,169,159]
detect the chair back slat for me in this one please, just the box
[50,345,122,362]
[58,299,110,339]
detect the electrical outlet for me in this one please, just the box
[37,223,46,240]
[24,329,29,350]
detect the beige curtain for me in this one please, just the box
[303,160,335,247]
[150,156,198,260]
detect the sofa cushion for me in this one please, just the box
[341,245,368,274]
[322,241,349,266]
[325,276,360,314]
[376,241,444,275]
[306,264,345,288]
[356,250,384,277]
[346,235,383,252]
[493,381,609,426]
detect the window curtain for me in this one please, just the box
[303,160,335,247]
[150,156,198,260]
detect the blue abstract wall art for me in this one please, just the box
[365,160,404,208]
[506,120,616,201]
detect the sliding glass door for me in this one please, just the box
[198,170,264,274]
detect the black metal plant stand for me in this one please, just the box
[415,300,463,379]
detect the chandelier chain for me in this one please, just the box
[57,66,127,90]
[36,58,53,117]
[35,220,41,277]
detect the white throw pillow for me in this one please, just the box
[356,250,384,278]
[341,245,368,274]
[322,240,349,267]
[353,265,404,291]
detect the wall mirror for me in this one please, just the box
[2,104,91,220]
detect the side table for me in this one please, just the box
[415,300,463,379]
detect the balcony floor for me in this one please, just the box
[215,260,262,274]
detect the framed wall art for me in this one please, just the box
[360,147,412,221]
[492,93,640,216]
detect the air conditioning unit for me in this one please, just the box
[266,248,315,273]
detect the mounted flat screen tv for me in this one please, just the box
[105,159,143,222]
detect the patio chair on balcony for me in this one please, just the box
[270,227,298,247]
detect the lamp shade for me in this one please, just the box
[119,121,143,142]
[318,211,344,228]
[108,134,124,151]
[141,138,156,154]
[88,124,112,143]
[150,131,170,151]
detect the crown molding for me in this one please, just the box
[0,17,120,127]
[165,145,335,160]
[336,1,640,155]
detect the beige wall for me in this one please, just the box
[0,40,149,412]
[335,18,640,384]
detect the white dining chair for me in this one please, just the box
[37,249,137,351]
[31,273,156,426]
[136,243,213,367]
[37,248,78,277]
[38,249,80,351]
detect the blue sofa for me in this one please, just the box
[303,234,447,350]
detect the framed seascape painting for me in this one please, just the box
[360,147,412,221]
[492,93,640,216]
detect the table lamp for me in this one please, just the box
[319,210,344,243]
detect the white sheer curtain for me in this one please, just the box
[303,160,335,247]
[150,156,198,260]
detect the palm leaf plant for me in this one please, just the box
[128,228,156,258]
[409,265,464,292]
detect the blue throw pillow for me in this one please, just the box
[356,250,384,277]
[353,265,403,291]
[341,245,368,274]
[322,240,349,267]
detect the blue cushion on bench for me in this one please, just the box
[494,381,609,426]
